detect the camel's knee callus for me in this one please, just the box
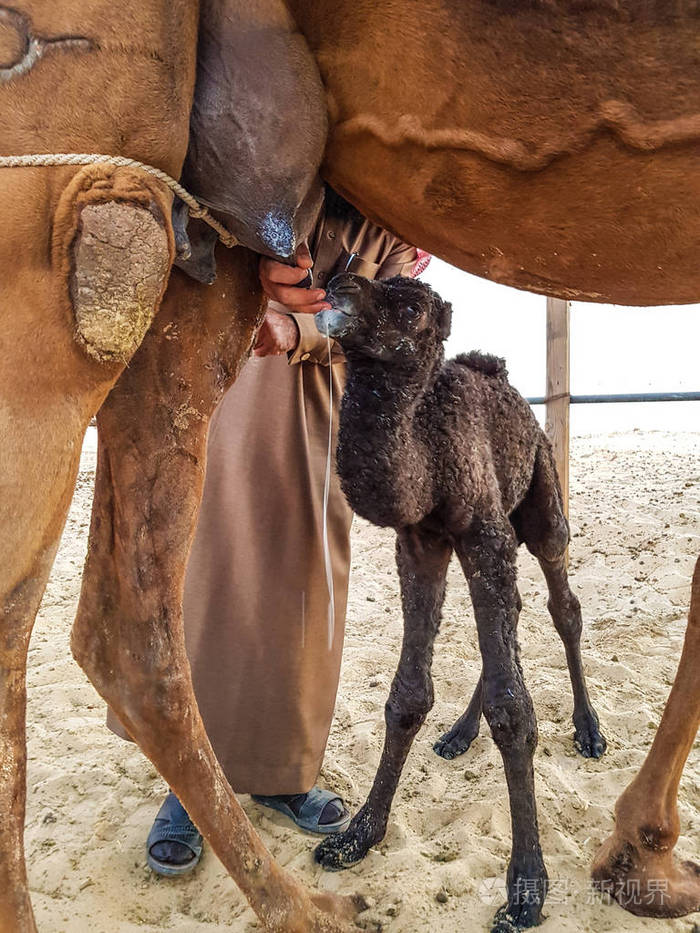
[71,201,170,362]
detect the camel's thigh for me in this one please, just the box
[0,165,173,932]
[1,165,174,599]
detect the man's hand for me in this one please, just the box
[259,243,332,314]
[253,309,300,357]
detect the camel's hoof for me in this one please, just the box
[592,837,700,919]
[491,902,544,933]
[314,828,373,872]
[433,717,480,760]
[307,890,369,931]
[573,714,607,759]
[433,728,477,760]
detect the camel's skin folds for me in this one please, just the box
[287,0,700,305]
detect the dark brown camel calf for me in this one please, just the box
[314,274,605,932]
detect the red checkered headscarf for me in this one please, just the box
[411,249,432,278]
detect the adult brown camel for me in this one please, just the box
[2,1,700,932]
[1,2,358,932]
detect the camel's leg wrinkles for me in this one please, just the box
[591,555,700,918]
[458,519,547,933]
[70,250,362,933]
[315,526,452,870]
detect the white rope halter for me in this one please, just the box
[0,152,238,248]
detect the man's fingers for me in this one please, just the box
[260,257,311,286]
[266,285,327,308]
[294,301,332,315]
[295,243,313,269]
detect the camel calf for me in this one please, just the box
[314,274,605,931]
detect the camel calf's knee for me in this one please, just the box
[482,678,537,755]
[385,681,434,734]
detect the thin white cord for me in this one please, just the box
[322,333,336,652]
[0,152,238,248]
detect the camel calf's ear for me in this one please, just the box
[434,295,453,340]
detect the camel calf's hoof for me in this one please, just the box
[573,712,607,759]
[491,903,544,933]
[314,812,378,871]
[433,720,480,760]
[72,201,171,362]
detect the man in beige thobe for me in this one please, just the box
[109,189,421,873]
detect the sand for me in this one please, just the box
[25,428,700,933]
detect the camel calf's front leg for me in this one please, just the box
[592,555,700,917]
[71,254,362,932]
[316,526,452,870]
[458,520,547,933]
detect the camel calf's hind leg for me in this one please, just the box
[435,446,605,761]
[522,445,606,758]
[592,555,700,917]
[537,555,606,758]
[433,674,483,759]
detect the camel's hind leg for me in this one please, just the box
[0,168,175,931]
[71,251,362,933]
[513,444,606,758]
[592,555,700,917]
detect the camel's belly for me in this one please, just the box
[302,0,700,305]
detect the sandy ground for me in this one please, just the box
[26,428,700,933]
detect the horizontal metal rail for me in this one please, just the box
[527,391,700,406]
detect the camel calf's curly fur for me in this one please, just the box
[314,274,606,932]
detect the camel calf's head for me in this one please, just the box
[317,274,452,367]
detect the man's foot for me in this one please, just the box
[146,791,203,876]
[252,787,351,834]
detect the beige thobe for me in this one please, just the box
[109,195,417,794]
